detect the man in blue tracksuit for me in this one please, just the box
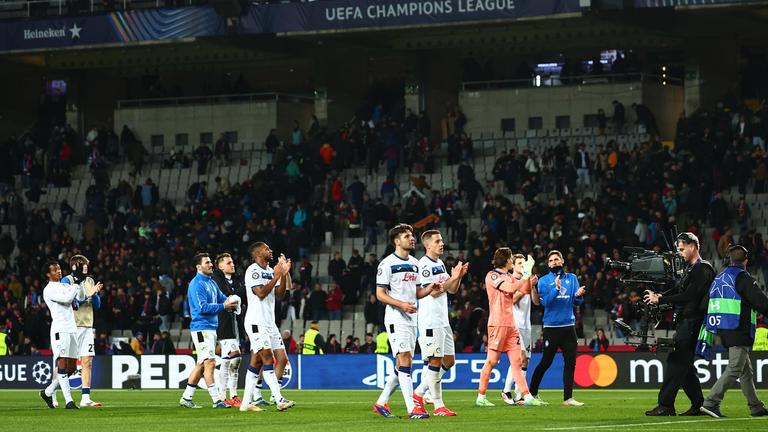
[179,252,237,409]
[529,250,586,406]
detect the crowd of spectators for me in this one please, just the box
[1,95,767,356]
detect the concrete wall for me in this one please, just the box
[459,82,642,135]
[642,82,685,139]
[114,99,279,150]
[277,97,315,142]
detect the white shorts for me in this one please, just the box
[519,327,532,359]
[51,330,78,360]
[76,327,95,358]
[245,324,284,353]
[387,323,417,355]
[218,338,240,357]
[191,330,217,364]
[418,326,455,358]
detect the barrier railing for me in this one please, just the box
[461,73,682,91]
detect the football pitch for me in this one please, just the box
[2,389,767,431]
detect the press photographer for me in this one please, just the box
[643,232,715,417]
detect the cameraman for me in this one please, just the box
[643,232,715,416]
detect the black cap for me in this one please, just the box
[728,244,748,255]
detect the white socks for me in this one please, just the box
[57,369,73,403]
[240,366,258,409]
[376,369,399,405]
[397,366,415,413]
[262,365,283,402]
[414,361,430,395]
[207,384,220,403]
[182,383,196,400]
[219,358,230,399]
[504,365,527,397]
[45,377,60,397]
[228,356,240,398]
[425,365,444,409]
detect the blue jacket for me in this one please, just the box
[537,271,583,327]
[188,272,227,331]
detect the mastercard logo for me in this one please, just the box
[574,354,618,387]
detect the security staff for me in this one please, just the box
[529,250,586,406]
[375,330,390,354]
[0,330,8,355]
[644,232,715,416]
[302,321,326,355]
[700,245,768,418]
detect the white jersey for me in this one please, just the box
[417,255,451,330]
[43,281,80,334]
[244,262,278,328]
[512,275,532,329]
[377,253,420,326]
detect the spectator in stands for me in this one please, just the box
[308,283,327,321]
[632,103,660,136]
[589,328,610,353]
[380,176,400,206]
[347,176,366,210]
[130,332,147,355]
[319,142,336,168]
[326,283,343,320]
[349,337,361,353]
[575,143,591,188]
[612,100,626,133]
[597,108,608,135]
[298,256,313,288]
[151,331,176,355]
[214,133,230,164]
[328,251,346,284]
[194,142,213,175]
[359,333,376,354]
[326,334,341,354]
[94,332,110,355]
[291,120,304,149]
[264,128,280,154]
[282,329,297,354]
[709,192,730,232]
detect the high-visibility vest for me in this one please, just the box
[303,328,324,355]
[754,327,768,351]
[0,332,8,356]
[375,331,389,354]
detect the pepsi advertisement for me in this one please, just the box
[3,352,767,389]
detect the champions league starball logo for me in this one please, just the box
[32,361,52,385]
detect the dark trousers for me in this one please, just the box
[530,326,577,400]
[658,319,704,409]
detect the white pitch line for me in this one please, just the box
[542,417,768,430]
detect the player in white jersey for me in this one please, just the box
[412,229,468,416]
[39,261,102,410]
[240,242,295,412]
[60,254,103,407]
[502,253,540,404]
[372,223,439,420]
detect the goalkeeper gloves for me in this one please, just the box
[521,255,535,280]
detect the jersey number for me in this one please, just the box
[708,315,721,327]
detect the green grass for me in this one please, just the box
[2,389,768,431]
